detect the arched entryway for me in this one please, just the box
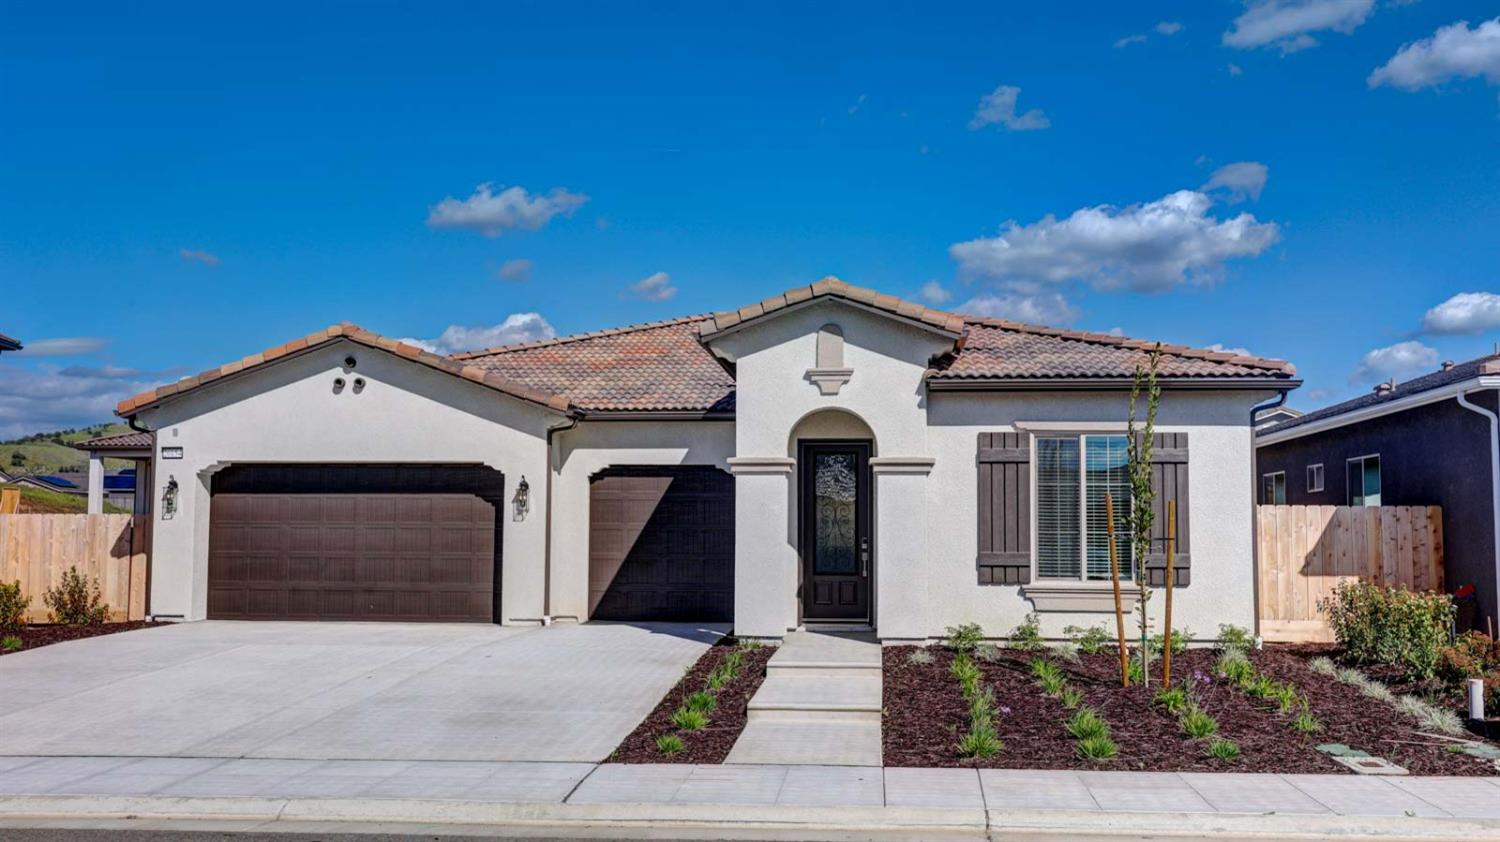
[789,409,877,624]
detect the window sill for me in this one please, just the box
[1022,582,1142,613]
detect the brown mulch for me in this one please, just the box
[1,621,167,656]
[884,644,1500,775]
[608,639,775,764]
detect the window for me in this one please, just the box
[1262,472,1286,504]
[1036,435,1131,581]
[1307,463,1324,493]
[1347,455,1381,506]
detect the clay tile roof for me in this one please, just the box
[0,332,20,352]
[73,431,153,451]
[698,276,967,339]
[931,318,1298,382]
[116,323,574,417]
[456,315,735,413]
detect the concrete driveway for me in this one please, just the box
[0,621,722,762]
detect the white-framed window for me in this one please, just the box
[1262,471,1286,504]
[1346,454,1381,506]
[1307,463,1325,493]
[1035,434,1132,581]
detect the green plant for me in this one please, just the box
[0,635,20,653]
[1402,696,1465,735]
[1038,671,1067,697]
[1154,686,1191,716]
[1150,628,1194,657]
[42,567,107,626]
[1244,674,1277,699]
[1075,733,1118,760]
[951,652,983,698]
[1267,683,1305,714]
[1216,652,1254,685]
[1217,624,1254,655]
[1179,706,1218,739]
[1307,656,1338,676]
[1322,580,1454,679]
[906,648,935,666]
[1009,614,1044,651]
[655,733,684,756]
[1065,624,1112,655]
[975,643,1002,662]
[1205,738,1241,761]
[670,707,709,731]
[957,722,1004,758]
[1290,711,1323,733]
[1065,707,1109,741]
[1049,642,1081,662]
[946,622,985,653]
[1439,631,1500,681]
[706,668,733,690]
[737,638,764,651]
[1030,657,1067,695]
[0,581,29,633]
[1333,666,1365,686]
[1059,686,1085,710]
[1126,347,1162,682]
[1125,656,1145,686]
[685,691,717,714]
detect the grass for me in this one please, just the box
[670,707,709,731]
[685,691,717,713]
[655,733,684,756]
[1154,686,1191,716]
[0,484,129,515]
[1307,656,1338,676]
[957,722,1003,758]
[1,423,133,476]
[1216,651,1254,685]
[951,653,982,697]
[1290,710,1323,733]
[1065,707,1109,741]
[1205,739,1241,761]
[1179,706,1219,739]
[0,635,19,652]
[1059,686,1085,710]
[1075,734,1118,760]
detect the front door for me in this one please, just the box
[799,441,871,622]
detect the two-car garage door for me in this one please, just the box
[208,464,503,622]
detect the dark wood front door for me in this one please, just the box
[799,441,871,622]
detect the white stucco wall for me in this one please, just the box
[135,340,557,623]
[548,419,737,622]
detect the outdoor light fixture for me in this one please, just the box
[514,476,530,519]
[162,475,179,519]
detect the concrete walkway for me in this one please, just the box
[2,757,1499,839]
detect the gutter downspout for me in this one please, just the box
[542,415,580,624]
[1249,389,1290,641]
[1457,388,1500,631]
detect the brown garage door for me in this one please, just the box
[208,464,503,622]
[589,466,734,622]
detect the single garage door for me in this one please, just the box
[589,466,734,621]
[208,464,503,622]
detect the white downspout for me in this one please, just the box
[1457,387,1500,629]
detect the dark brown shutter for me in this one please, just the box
[977,432,1030,585]
[1143,432,1190,587]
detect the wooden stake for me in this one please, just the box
[1163,501,1176,686]
[1106,493,1129,687]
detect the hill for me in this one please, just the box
[2,423,135,477]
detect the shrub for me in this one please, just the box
[0,635,20,653]
[1065,624,1112,655]
[1290,711,1323,733]
[1075,733,1118,760]
[655,733,684,756]
[1217,624,1254,654]
[1149,628,1194,656]
[957,721,1003,758]
[1179,706,1218,739]
[685,691,717,713]
[1009,614,1044,651]
[975,643,1003,663]
[1049,642,1081,662]
[1439,631,1500,682]
[1322,581,1454,679]
[43,567,107,626]
[1205,739,1241,761]
[945,622,984,653]
[670,707,709,731]
[1154,686,1191,716]
[1059,686,1085,710]
[1307,656,1338,676]
[1065,707,1108,741]
[1217,652,1254,686]
[0,581,29,633]
[906,648,935,666]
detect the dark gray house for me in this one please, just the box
[0,332,20,353]
[1256,354,1500,630]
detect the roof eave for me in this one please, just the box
[1257,376,1500,445]
[699,294,964,344]
[927,376,1301,392]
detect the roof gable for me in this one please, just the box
[698,277,967,342]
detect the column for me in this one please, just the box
[871,456,935,641]
[728,456,796,640]
[86,452,104,515]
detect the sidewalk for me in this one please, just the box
[1,756,1499,839]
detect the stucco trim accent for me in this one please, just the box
[805,367,854,395]
[869,456,936,475]
[727,456,796,475]
[1023,583,1143,613]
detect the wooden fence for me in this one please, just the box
[0,514,149,622]
[1257,505,1443,643]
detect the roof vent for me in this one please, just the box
[1373,380,1394,397]
[1441,360,1455,371]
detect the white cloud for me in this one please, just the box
[1420,291,1500,335]
[1117,21,1182,47]
[1201,161,1269,203]
[1368,18,1500,92]
[967,85,1050,131]
[179,248,219,266]
[1156,21,1184,36]
[1349,340,1440,384]
[959,292,1080,326]
[1228,63,1245,75]
[399,313,556,355]
[918,280,952,305]
[12,337,110,357]
[1223,0,1374,53]
[949,189,1281,293]
[426,183,588,237]
[1115,34,1149,48]
[0,364,156,440]
[847,93,868,115]
[1206,342,1255,357]
[496,258,533,282]
[628,271,677,302]
[1105,326,1127,337]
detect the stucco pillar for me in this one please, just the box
[872,456,934,641]
[86,452,104,515]
[728,456,796,640]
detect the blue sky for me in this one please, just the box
[3,1,1499,437]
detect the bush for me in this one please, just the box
[655,733,684,756]
[1149,628,1194,657]
[1009,614,1044,651]
[0,581,29,633]
[1065,624,1112,655]
[43,567,107,626]
[1322,581,1453,679]
[945,622,984,653]
[1439,631,1500,681]
[0,635,20,653]
[1217,624,1254,654]
[1216,651,1253,685]
[906,648,935,666]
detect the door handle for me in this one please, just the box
[859,537,870,577]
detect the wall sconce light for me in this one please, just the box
[162,475,179,519]
[513,476,530,519]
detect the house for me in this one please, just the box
[74,431,155,515]
[116,278,1298,641]
[0,332,20,353]
[1254,405,1302,430]
[12,474,84,495]
[1256,353,1500,628]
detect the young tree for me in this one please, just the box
[1126,345,1162,685]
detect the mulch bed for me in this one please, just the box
[608,639,775,764]
[0,621,166,656]
[884,644,1500,775]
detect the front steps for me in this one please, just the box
[725,631,883,766]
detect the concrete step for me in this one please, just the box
[766,660,881,679]
[723,718,883,766]
[746,674,881,722]
[772,631,882,667]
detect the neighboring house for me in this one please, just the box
[1257,354,1500,626]
[1254,405,1302,430]
[0,332,20,353]
[10,474,84,495]
[116,278,1297,640]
